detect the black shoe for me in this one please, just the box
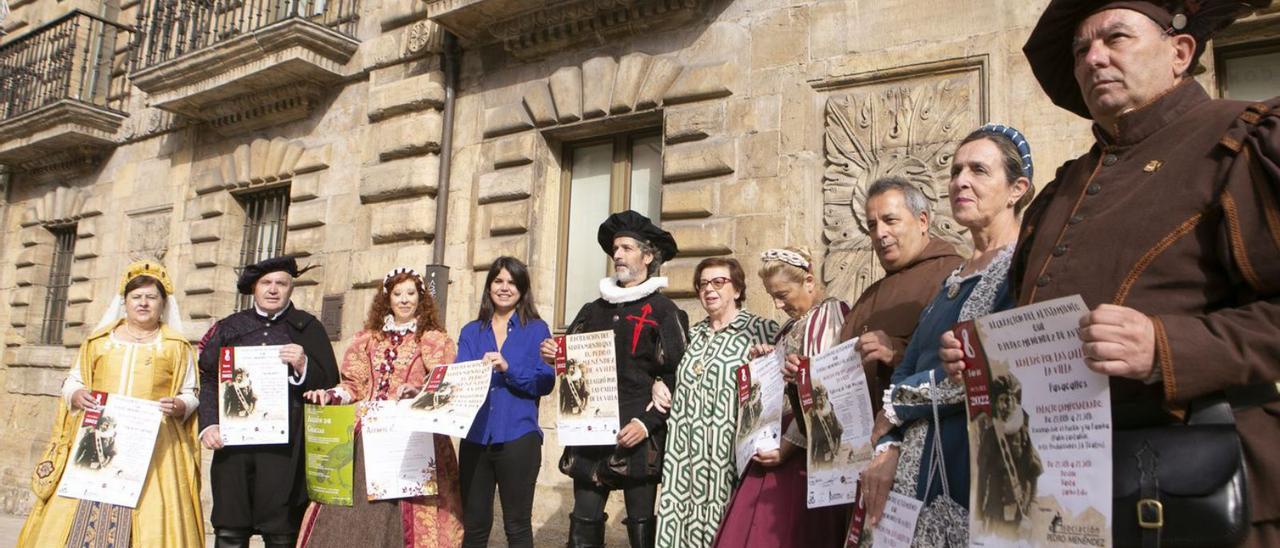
[214,528,253,548]
[567,512,607,548]
[623,516,655,548]
[263,532,298,548]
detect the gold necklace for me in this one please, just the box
[124,322,160,342]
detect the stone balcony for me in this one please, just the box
[128,0,361,135]
[0,11,129,174]
[425,0,712,58]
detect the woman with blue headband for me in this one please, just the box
[854,124,1035,547]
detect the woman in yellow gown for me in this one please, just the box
[18,261,203,547]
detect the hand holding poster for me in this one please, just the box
[555,332,621,446]
[361,401,437,500]
[304,404,356,506]
[733,350,785,477]
[871,492,925,548]
[56,392,163,508]
[399,359,491,436]
[218,345,289,445]
[798,338,875,508]
[955,295,1111,547]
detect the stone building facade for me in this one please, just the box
[0,0,1276,544]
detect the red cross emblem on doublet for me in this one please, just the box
[625,303,658,354]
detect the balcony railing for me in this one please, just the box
[132,0,360,71]
[0,10,128,121]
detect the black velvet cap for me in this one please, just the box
[597,210,678,262]
[236,255,317,294]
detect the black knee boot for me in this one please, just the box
[263,532,298,548]
[623,516,655,548]
[214,528,253,548]
[567,512,607,548]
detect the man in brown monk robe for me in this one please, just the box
[839,176,963,414]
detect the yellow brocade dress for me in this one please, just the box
[18,321,204,547]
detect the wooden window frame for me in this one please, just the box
[553,129,662,330]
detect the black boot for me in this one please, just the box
[263,532,298,548]
[214,528,253,548]
[567,512,607,548]
[623,516,655,548]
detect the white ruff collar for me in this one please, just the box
[598,276,668,304]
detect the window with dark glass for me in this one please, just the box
[237,186,290,310]
[556,131,663,329]
[41,225,77,345]
[1216,41,1280,101]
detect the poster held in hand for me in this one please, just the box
[56,392,163,508]
[304,404,356,506]
[218,345,289,445]
[399,359,492,436]
[556,332,621,446]
[799,338,875,509]
[733,350,785,477]
[362,401,437,500]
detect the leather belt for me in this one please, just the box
[1225,382,1280,410]
[1136,441,1163,548]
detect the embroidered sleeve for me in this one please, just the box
[337,332,374,403]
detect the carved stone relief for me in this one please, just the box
[127,208,172,262]
[821,69,982,303]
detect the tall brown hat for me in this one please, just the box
[1023,0,1271,118]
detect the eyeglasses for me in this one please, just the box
[695,277,733,291]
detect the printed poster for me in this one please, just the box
[733,350,785,477]
[871,492,925,548]
[304,404,356,506]
[218,345,289,445]
[955,295,1112,547]
[56,392,163,508]
[555,332,621,446]
[798,338,875,508]
[399,359,491,436]
[361,401,437,500]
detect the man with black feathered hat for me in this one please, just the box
[197,255,338,548]
[942,1,1280,545]
[539,210,689,548]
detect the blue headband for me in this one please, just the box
[976,123,1033,182]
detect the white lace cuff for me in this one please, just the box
[882,385,902,426]
[874,441,901,456]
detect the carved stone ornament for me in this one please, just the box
[128,210,172,262]
[822,74,979,303]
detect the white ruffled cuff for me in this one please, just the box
[874,441,901,456]
[882,385,902,426]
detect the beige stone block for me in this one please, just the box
[751,7,808,69]
[727,95,781,134]
[368,73,445,122]
[377,0,430,30]
[20,205,40,226]
[63,325,89,347]
[196,191,235,219]
[79,194,104,219]
[636,57,682,110]
[288,199,328,230]
[264,137,290,179]
[76,217,98,239]
[612,52,652,114]
[666,218,733,256]
[233,144,251,186]
[472,235,528,270]
[64,304,89,327]
[9,286,34,307]
[189,215,236,244]
[664,103,724,144]
[549,66,583,123]
[660,181,716,219]
[193,169,228,195]
[663,257,701,298]
[375,110,443,161]
[810,1,848,61]
[69,259,93,283]
[250,139,272,183]
[186,292,234,320]
[294,144,332,175]
[349,248,402,287]
[582,56,617,119]
[190,241,223,268]
[484,201,531,236]
[362,31,404,71]
[17,245,52,268]
[67,281,93,304]
[663,61,739,105]
[285,226,325,258]
[19,228,53,247]
[15,265,50,287]
[663,138,735,182]
[483,104,534,138]
[522,81,558,127]
[359,155,440,204]
[371,196,437,244]
[742,131,780,179]
[186,266,235,295]
[486,133,537,169]
[477,165,535,204]
[6,366,68,397]
[290,172,322,203]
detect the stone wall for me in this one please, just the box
[1,0,1277,544]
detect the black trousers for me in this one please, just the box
[571,477,658,522]
[459,432,543,548]
[210,443,307,535]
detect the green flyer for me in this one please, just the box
[304,404,356,506]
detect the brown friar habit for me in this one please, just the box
[838,237,963,413]
[1011,79,1280,541]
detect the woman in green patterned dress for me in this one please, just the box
[654,258,779,548]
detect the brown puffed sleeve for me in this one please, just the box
[337,331,375,403]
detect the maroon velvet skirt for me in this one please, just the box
[712,454,849,548]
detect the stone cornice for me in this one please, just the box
[0,99,126,171]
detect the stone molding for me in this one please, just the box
[130,19,360,135]
[815,58,985,304]
[0,99,127,175]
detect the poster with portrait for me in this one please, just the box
[304,404,356,506]
[56,392,163,508]
[555,332,621,446]
[399,359,491,436]
[218,345,289,445]
[798,338,875,509]
[733,350,785,477]
[361,401,438,500]
[955,295,1112,547]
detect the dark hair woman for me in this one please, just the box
[299,267,464,547]
[456,256,554,548]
